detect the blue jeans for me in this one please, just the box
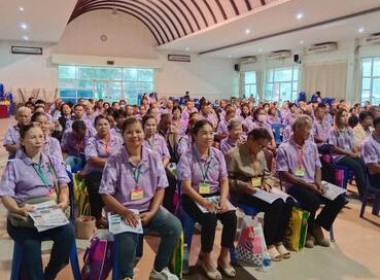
[116,206,182,279]
[7,221,75,280]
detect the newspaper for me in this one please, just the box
[252,187,295,204]
[196,196,236,213]
[321,180,346,201]
[107,210,143,235]
[28,201,70,232]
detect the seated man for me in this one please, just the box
[353,111,374,152]
[312,103,333,154]
[361,116,380,189]
[276,115,346,248]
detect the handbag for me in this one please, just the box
[235,215,267,266]
[81,232,114,280]
[75,204,97,239]
[285,208,310,251]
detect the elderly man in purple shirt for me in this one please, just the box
[277,115,345,249]
[362,116,380,189]
[312,103,334,154]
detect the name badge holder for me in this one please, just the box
[251,177,262,188]
[130,163,144,201]
[295,144,306,178]
[195,147,212,195]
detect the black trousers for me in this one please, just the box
[287,185,346,232]
[163,168,176,213]
[337,156,367,198]
[84,172,104,219]
[237,195,294,246]
[369,173,380,190]
[182,194,237,253]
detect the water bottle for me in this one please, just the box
[261,251,271,271]
[182,243,189,275]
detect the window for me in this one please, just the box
[58,65,154,104]
[361,57,380,105]
[243,71,257,99]
[264,67,299,103]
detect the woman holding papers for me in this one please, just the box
[83,114,123,228]
[178,119,237,280]
[277,116,346,248]
[99,117,182,280]
[225,128,293,262]
[0,123,74,280]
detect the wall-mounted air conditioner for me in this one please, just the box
[360,33,380,45]
[306,42,338,54]
[238,56,257,64]
[267,50,292,60]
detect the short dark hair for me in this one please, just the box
[112,109,127,120]
[20,123,41,140]
[348,115,359,128]
[72,120,86,132]
[31,112,48,122]
[122,117,142,134]
[94,114,109,126]
[359,111,374,122]
[374,116,380,127]
[191,119,213,136]
[142,114,156,128]
[247,128,272,141]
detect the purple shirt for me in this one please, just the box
[177,135,192,156]
[283,113,297,126]
[110,127,123,140]
[181,108,198,123]
[266,116,281,126]
[61,130,91,157]
[43,137,64,163]
[312,119,332,145]
[0,151,70,204]
[65,118,95,131]
[99,146,168,212]
[247,121,274,139]
[143,134,170,161]
[217,120,228,135]
[361,134,380,174]
[328,127,354,162]
[3,125,20,147]
[84,133,123,174]
[200,114,218,129]
[242,116,253,130]
[178,145,228,194]
[220,136,246,155]
[324,113,334,125]
[276,138,322,189]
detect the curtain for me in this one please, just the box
[302,61,348,100]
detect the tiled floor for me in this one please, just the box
[0,117,379,280]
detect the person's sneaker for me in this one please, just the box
[149,267,179,280]
[312,225,330,247]
[305,235,315,248]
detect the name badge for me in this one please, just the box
[131,188,144,201]
[251,177,262,188]
[199,182,211,194]
[295,168,306,177]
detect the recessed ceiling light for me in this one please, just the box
[185,47,190,51]
[23,35,29,41]
[19,6,24,12]
[20,22,28,29]
[245,28,251,34]
[358,27,364,33]
[296,12,304,20]
[228,55,232,58]
[300,40,304,44]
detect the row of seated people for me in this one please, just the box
[1,97,380,280]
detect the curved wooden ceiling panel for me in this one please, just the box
[69,0,274,45]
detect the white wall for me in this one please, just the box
[240,39,380,104]
[0,10,238,103]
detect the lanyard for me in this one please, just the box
[102,135,111,154]
[130,163,143,187]
[32,163,50,188]
[147,138,155,150]
[295,144,306,168]
[194,146,212,182]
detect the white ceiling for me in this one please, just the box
[158,0,380,58]
[0,0,77,43]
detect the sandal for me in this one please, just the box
[267,246,282,262]
[201,261,222,280]
[218,263,236,278]
[276,243,291,259]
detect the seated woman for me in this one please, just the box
[83,115,123,227]
[362,116,380,188]
[178,119,237,280]
[277,115,346,248]
[142,114,176,213]
[216,107,236,140]
[219,118,245,155]
[177,114,199,157]
[328,109,366,198]
[0,123,75,280]
[225,128,293,261]
[61,120,88,171]
[4,106,32,159]
[31,112,64,163]
[99,117,182,280]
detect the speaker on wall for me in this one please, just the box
[234,64,240,72]
[293,54,302,64]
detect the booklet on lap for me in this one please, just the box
[195,196,236,213]
[321,180,346,201]
[107,210,143,235]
